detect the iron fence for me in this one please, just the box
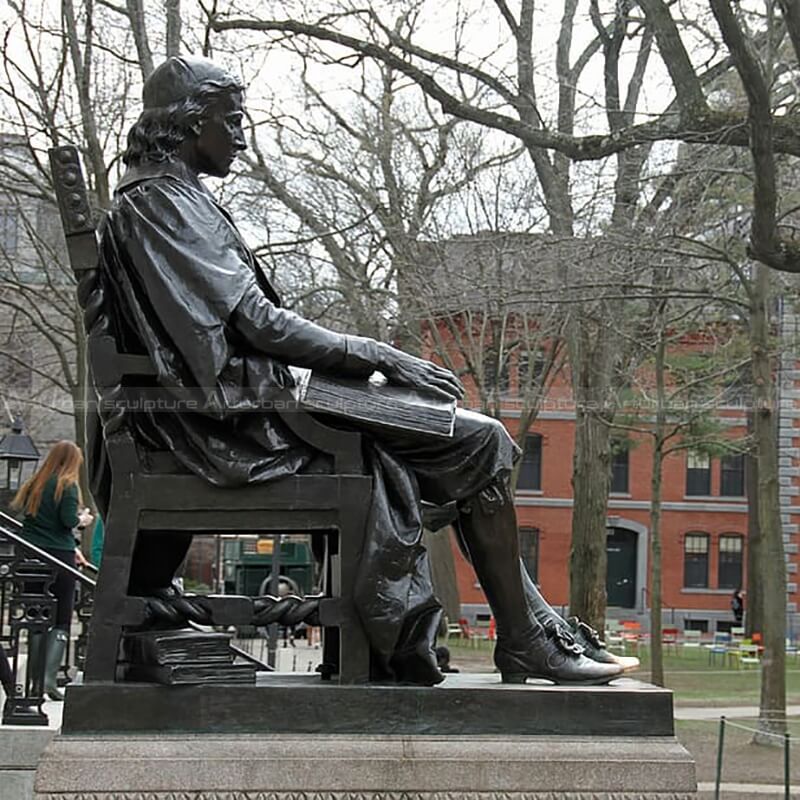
[0,509,95,726]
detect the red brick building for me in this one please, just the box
[453,401,752,633]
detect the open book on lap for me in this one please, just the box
[289,367,456,438]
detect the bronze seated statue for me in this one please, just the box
[62,56,638,687]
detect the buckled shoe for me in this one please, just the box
[494,621,623,685]
[567,616,640,672]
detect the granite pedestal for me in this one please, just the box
[2,724,58,800]
[34,673,697,800]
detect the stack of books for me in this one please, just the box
[123,628,256,686]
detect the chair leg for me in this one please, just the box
[84,509,138,683]
[335,485,371,684]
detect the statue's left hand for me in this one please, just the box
[378,343,465,401]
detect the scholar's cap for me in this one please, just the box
[142,56,242,109]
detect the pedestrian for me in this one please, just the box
[11,441,93,700]
[731,588,744,626]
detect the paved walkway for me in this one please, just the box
[697,781,798,796]
[675,704,800,720]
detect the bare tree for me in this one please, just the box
[405,231,567,486]
[644,136,797,734]
[0,147,79,443]
[608,263,751,685]
[209,0,656,632]
[0,1,168,501]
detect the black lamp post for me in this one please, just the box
[0,416,40,496]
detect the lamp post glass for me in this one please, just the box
[0,417,40,495]
[7,458,21,491]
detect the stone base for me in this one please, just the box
[61,673,675,737]
[1,725,58,800]
[34,733,697,799]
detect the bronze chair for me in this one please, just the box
[48,145,373,684]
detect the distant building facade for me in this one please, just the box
[0,133,76,450]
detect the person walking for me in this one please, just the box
[731,588,744,626]
[12,441,92,700]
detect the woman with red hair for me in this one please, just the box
[12,441,92,700]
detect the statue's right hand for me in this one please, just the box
[378,343,464,401]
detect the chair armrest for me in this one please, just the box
[275,390,364,474]
[90,335,156,387]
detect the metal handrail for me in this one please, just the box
[0,511,96,588]
[1,507,100,726]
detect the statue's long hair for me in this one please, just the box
[123,77,244,166]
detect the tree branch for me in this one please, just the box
[125,0,154,78]
[211,16,800,160]
[710,0,800,273]
[637,0,709,118]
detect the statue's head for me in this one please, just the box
[124,56,246,177]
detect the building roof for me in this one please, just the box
[406,232,632,314]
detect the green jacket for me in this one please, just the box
[21,476,79,552]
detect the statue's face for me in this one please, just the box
[194,90,246,177]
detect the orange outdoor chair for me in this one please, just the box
[620,620,642,653]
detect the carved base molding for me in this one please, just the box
[34,733,697,800]
[38,793,696,800]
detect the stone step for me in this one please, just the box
[35,730,697,799]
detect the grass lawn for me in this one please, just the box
[626,647,800,706]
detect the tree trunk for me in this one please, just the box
[62,0,110,208]
[569,403,610,633]
[422,528,461,625]
[750,263,786,741]
[745,409,764,638]
[126,0,155,78]
[649,321,667,687]
[568,314,613,632]
[649,436,664,687]
[165,0,182,57]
